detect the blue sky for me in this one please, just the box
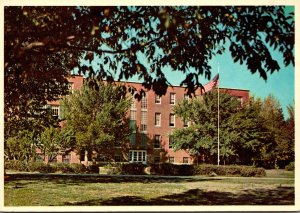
[160,46,294,119]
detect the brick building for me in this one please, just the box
[46,75,249,165]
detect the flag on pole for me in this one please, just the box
[203,74,219,93]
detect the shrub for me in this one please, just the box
[285,162,295,171]
[149,163,194,176]
[193,164,266,177]
[5,160,27,171]
[121,163,147,175]
[70,163,86,174]
[86,164,101,173]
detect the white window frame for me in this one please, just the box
[141,111,147,133]
[155,95,161,104]
[155,112,161,127]
[129,150,147,163]
[170,113,175,127]
[170,93,176,105]
[154,135,161,149]
[141,96,147,110]
[51,105,60,117]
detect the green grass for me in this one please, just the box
[4,172,294,206]
[265,169,295,178]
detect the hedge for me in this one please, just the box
[193,164,266,177]
[5,160,266,177]
[149,163,193,176]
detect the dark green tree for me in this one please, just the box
[61,80,131,162]
[5,6,294,138]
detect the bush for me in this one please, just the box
[193,164,266,177]
[5,160,27,171]
[86,164,101,173]
[121,163,147,175]
[149,163,194,176]
[285,162,294,171]
[25,161,54,173]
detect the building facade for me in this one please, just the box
[46,75,249,165]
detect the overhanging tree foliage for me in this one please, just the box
[5,6,294,137]
[61,81,131,161]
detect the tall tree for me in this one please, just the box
[61,80,131,161]
[171,91,243,164]
[5,6,294,134]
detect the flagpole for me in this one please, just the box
[217,63,220,166]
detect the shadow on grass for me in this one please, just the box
[64,187,294,205]
[6,173,219,185]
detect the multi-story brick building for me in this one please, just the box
[46,75,249,165]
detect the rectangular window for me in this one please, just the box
[51,105,59,117]
[170,93,176,105]
[130,110,137,121]
[155,95,161,104]
[169,136,174,149]
[63,154,71,164]
[129,120,136,132]
[129,150,147,163]
[130,99,137,110]
[154,156,160,163]
[184,94,190,100]
[154,135,161,149]
[141,111,147,132]
[169,113,175,127]
[183,119,190,127]
[183,157,189,164]
[169,157,175,163]
[115,155,121,162]
[129,133,136,145]
[155,112,161,127]
[141,133,147,147]
[141,96,147,110]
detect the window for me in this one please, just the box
[170,93,176,105]
[131,99,137,110]
[141,133,147,147]
[141,111,147,132]
[183,157,189,164]
[169,136,174,149]
[129,133,136,145]
[141,96,147,110]
[154,156,160,163]
[63,154,71,164]
[169,113,175,127]
[183,119,190,127]
[184,94,190,100]
[155,113,161,126]
[155,95,161,104]
[154,135,161,148]
[130,110,137,121]
[236,97,243,106]
[115,155,121,162]
[129,150,147,163]
[51,105,59,117]
[169,157,175,163]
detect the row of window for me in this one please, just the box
[49,152,189,164]
[128,133,175,149]
[128,150,189,164]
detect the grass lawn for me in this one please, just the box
[4,170,294,206]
